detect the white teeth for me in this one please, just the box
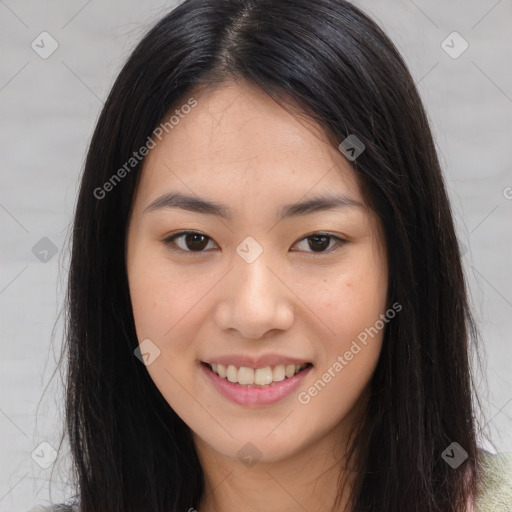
[272,365,285,382]
[285,364,296,378]
[238,367,254,385]
[254,367,273,386]
[208,362,309,386]
[226,365,238,383]
[217,363,226,378]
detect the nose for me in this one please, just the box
[213,248,295,339]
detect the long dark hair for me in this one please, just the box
[60,0,490,510]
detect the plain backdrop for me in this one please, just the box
[1,1,511,510]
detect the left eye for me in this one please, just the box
[292,233,345,254]
[163,231,346,255]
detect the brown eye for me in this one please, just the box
[308,235,330,252]
[163,231,217,253]
[292,233,346,255]
[182,233,209,251]
[163,231,346,257]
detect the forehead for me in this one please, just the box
[135,81,364,212]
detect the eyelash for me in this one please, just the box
[162,230,347,257]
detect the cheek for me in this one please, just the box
[128,242,202,339]
[293,279,387,443]
[127,249,208,417]
[128,258,170,340]
[332,276,386,342]
[297,245,387,403]
[127,246,220,384]
[127,252,181,383]
[296,247,388,348]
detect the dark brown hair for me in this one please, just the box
[60,0,490,510]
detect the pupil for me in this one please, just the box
[187,233,207,251]
[309,235,329,252]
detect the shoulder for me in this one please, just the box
[26,453,512,512]
[473,449,512,511]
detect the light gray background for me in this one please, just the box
[1,0,511,510]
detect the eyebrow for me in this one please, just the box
[143,191,364,220]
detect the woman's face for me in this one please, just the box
[126,81,389,465]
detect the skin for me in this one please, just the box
[126,80,389,512]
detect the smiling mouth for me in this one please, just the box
[202,361,313,387]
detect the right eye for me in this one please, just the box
[162,230,219,255]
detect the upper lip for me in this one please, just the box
[203,353,313,369]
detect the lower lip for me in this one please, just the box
[200,363,313,407]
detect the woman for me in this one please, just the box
[31,0,512,511]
